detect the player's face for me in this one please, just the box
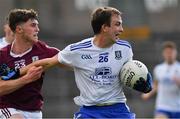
[163,47,177,64]
[19,19,39,42]
[106,14,123,42]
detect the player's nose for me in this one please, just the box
[120,26,124,33]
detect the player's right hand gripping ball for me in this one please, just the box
[120,60,152,93]
[0,64,20,81]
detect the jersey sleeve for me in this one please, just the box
[116,40,133,63]
[57,44,77,67]
[127,47,133,61]
[123,43,133,62]
[0,50,2,64]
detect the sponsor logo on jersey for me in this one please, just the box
[89,67,118,85]
[81,54,92,59]
[115,50,122,60]
[95,67,112,76]
[32,56,39,62]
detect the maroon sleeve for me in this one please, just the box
[0,46,10,65]
[0,49,2,64]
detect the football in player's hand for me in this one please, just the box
[119,60,148,89]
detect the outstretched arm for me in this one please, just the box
[0,66,43,96]
[20,55,60,76]
[0,54,70,81]
[172,77,180,87]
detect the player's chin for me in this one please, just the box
[114,38,119,42]
[32,38,38,43]
[115,35,120,40]
[33,36,38,40]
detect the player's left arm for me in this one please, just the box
[141,79,158,100]
[127,45,153,93]
[20,54,60,75]
[172,77,180,86]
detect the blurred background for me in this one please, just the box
[0,0,180,118]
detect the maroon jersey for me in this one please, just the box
[0,41,59,111]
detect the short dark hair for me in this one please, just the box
[162,41,177,50]
[8,9,38,32]
[91,7,122,35]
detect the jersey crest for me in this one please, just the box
[115,50,122,60]
[32,56,39,62]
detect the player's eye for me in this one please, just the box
[115,22,121,26]
[31,23,38,27]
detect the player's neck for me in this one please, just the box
[11,37,33,54]
[93,35,115,48]
[166,60,176,65]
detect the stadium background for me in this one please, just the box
[0,0,180,118]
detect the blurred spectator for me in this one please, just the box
[142,41,180,119]
[0,20,14,48]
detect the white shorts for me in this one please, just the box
[0,108,42,119]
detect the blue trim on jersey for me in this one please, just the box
[155,109,180,118]
[74,103,135,118]
[117,40,129,43]
[116,40,131,48]
[70,40,92,51]
[71,41,91,48]
[70,45,92,51]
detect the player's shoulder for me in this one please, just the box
[115,39,131,48]
[0,44,10,51]
[0,44,10,59]
[32,40,59,57]
[35,40,48,48]
[69,37,93,51]
[175,61,180,65]
[34,40,59,51]
[173,61,180,68]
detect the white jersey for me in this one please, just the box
[58,37,133,106]
[0,37,9,49]
[154,61,180,111]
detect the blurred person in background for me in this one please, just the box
[142,41,180,119]
[0,8,59,119]
[0,19,14,49]
[3,7,152,118]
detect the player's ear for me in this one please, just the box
[16,25,23,33]
[101,24,109,33]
